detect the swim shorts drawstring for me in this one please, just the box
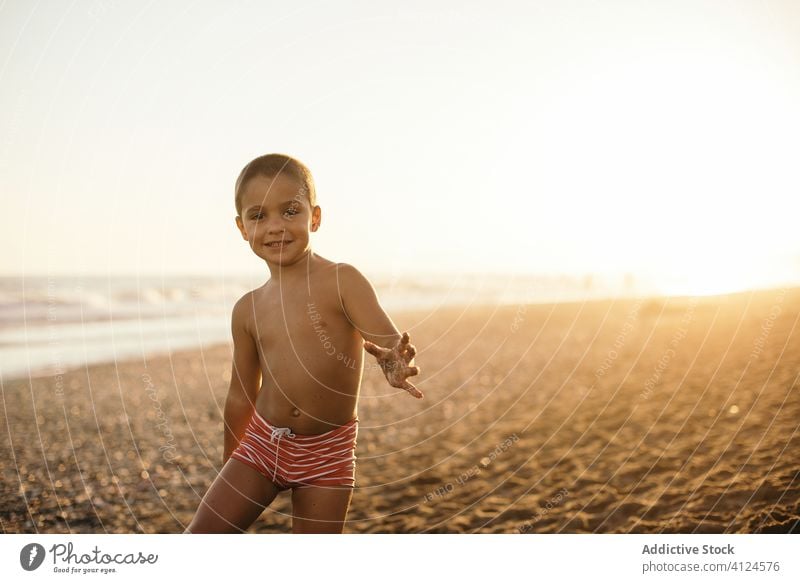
[269,427,296,482]
[230,411,358,490]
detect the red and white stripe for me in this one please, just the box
[231,410,358,489]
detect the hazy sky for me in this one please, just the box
[2,0,799,293]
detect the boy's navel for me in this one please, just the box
[291,408,301,417]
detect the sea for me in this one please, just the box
[0,272,658,381]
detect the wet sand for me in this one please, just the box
[2,287,799,533]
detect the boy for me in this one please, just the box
[185,154,422,534]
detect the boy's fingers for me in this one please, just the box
[363,341,383,357]
[405,366,420,377]
[400,332,410,346]
[402,380,424,399]
[404,344,416,359]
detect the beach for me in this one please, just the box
[1,286,798,533]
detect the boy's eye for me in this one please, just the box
[250,213,264,220]
[284,208,299,217]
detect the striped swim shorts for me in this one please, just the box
[230,410,358,490]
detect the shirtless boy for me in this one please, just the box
[185,154,422,534]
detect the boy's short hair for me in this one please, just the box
[234,153,317,216]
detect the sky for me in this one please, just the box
[1,0,799,295]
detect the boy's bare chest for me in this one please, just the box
[250,283,350,348]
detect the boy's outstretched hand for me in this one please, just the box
[363,332,423,399]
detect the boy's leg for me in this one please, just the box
[185,458,281,533]
[291,486,354,533]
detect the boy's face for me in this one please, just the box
[235,173,321,266]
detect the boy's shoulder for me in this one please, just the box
[331,262,379,304]
[332,261,361,276]
[231,289,259,320]
[331,261,371,286]
[311,255,368,284]
[307,258,374,300]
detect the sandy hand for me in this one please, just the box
[363,332,423,399]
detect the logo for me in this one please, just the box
[20,543,46,571]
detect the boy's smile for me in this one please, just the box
[235,173,321,269]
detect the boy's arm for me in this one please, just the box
[222,294,262,464]
[337,264,423,398]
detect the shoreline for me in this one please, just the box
[5,284,791,385]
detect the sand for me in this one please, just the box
[2,287,799,533]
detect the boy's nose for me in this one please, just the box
[266,218,285,233]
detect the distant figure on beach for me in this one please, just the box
[185,154,422,534]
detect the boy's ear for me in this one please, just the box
[310,206,322,232]
[235,216,249,241]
